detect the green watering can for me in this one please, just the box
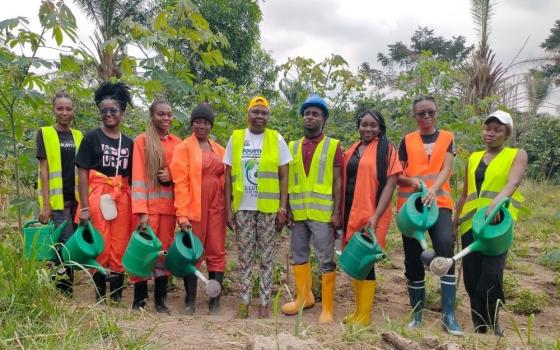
[165,229,221,298]
[61,221,107,275]
[123,225,167,278]
[339,227,386,280]
[430,197,513,276]
[23,220,68,261]
[396,182,439,265]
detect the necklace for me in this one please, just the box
[248,130,264,149]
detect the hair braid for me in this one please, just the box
[144,100,170,188]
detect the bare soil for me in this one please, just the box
[69,230,560,350]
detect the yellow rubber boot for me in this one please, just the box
[319,271,336,323]
[343,279,362,324]
[353,280,376,327]
[281,263,315,315]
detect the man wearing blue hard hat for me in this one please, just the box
[281,94,343,323]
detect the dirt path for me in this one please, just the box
[70,232,560,349]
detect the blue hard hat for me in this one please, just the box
[300,94,329,118]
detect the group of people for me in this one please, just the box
[37,81,526,336]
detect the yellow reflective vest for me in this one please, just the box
[231,128,280,213]
[37,126,83,210]
[288,136,339,223]
[458,147,524,236]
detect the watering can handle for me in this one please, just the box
[364,226,377,249]
[419,181,429,226]
[482,197,510,228]
[24,220,42,228]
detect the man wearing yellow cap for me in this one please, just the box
[224,96,292,318]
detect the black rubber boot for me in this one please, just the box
[184,275,198,315]
[55,266,74,296]
[93,272,107,302]
[154,276,170,314]
[109,272,124,303]
[132,281,148,310]
[208,271,224,315]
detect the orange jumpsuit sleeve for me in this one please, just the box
[169,141,191,222]
[131,134,149,214]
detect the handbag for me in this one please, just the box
[99,134,121,221]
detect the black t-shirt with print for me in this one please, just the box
[398,130,455,162]
[36,128,77,202]
[75,128,133,178]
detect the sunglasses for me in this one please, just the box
[415,110,437,118]
[100,107,120,116]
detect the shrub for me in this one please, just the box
[511,289,548,315]
[518,116,560,183]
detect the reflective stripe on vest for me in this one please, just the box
[37,126,83,210]
[131,179,175,200]
[396,130,453,210]
[288,136,339,223]
[458,147,524,236]
[231,128,281,213]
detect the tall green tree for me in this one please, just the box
[461,0,507,113]
[541,19,560,86]
[0,1,78,229]
[73,0,156,81]
[377,26,473,69]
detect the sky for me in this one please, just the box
[4,0,560,111]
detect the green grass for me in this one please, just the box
[511,290,549,315]
[0,227,151,349]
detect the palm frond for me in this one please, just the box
[471,0,495,51]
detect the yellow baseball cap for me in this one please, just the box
[248,96,270,112]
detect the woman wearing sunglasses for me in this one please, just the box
[75,82,134,304]
[397,96,462,335]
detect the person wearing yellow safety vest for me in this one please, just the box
[36,92,83,296]
[397,96,462,335]
[224,96,291,319]
[281,94,343,324]
[454,111,527,336]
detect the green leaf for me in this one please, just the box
[53,25,63,45]
[153,12,168,31]
[120,56,136,76]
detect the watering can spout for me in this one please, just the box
[52,219,69,242]
[86,259,108,276]
[147,250,168,264]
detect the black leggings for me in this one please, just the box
[402,208,455,281]
[462,230,507,304]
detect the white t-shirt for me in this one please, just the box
[223,129,292,210]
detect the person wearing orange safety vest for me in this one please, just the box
[169,103,226,316]
[224,96,291,319]
[397,96,462,335]
[76,82,134,304]
[455,111,527,335]
[130,99,181,313]
[282,94,343,324]
[36,92,83,296]
[341,109,402,327]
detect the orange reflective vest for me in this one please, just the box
[169,134,225,223]
[397,130,453,210]
[342,140,401,249]
[131,133,181,215]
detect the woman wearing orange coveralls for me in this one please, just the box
[76,82,134,303]
[130,99,181,313]
[341,109,401,327]
[169,103,226,315]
